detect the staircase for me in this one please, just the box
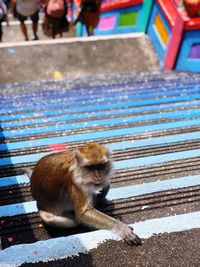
[1,69,200,266]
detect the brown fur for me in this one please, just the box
[30,142,141,245]
[76,142,110,165]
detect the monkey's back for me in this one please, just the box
[30,151,76,209]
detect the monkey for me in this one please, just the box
[29,142,142,246]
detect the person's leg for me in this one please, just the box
[83,11,95,36]
[0,22,2,42]
[52,18,57,39]
[17,13,29,41]
[86,24,93,36]
[31,11,39,40]
[20,21,29,41]
[32,21,38,39]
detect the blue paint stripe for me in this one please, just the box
[1,131,200,167]
[0,175,30,187]
[1,175,200,217]
[1,146,200,169]
[2,99,200,129]
[1,83,199,110]
[0,77,181,96]
[1,81,167,103]
[1,92,200,121]
[2,100,200,129]
[2,108,200,138]
[0,201,37,217]
[2,79,199,104]
[114,149,200,169]
[108,131,200,151]
[1,211,200,266]
[0,152,49,166]
[108,175,200,200]
[1,117,200,151]
[1,131,200,186]
[2,77,200,98]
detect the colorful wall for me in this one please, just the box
[147,1,172,66]
[175,20,200,72]
[94,4,142,35]
[74,0,200,73]
[147,0,200,72]
[74,0,149,36]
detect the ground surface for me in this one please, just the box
[0,31,159,84]
[1,13,76,43]
[20,229,200,267]
[1,71,200,266]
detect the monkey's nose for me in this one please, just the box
[92,171,102,184]
[94,170,100,178]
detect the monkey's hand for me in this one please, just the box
[95,183,111,207]
[113,222,142,246]
[96,183,110,200]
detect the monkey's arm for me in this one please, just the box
[69,183,141,246]
[78,202,141,245]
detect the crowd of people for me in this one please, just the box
[0,0,101,42]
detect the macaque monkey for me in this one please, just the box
[30,142,141,246]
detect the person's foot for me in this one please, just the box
[32,34,39,40]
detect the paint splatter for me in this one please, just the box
[48,143,68,152]
[53,71,62,80]
[34,250,38,255]
[8,237,13,242]
[7,48,15,54]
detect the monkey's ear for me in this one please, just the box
[105,148,111,159]
[75,150,89,166]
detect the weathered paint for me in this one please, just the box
[1,175,200,217]
[2,116,200,151]
[1,211,200,266]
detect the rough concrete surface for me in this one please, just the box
[21,228,200,267]
[1,71,200,267]
[0,34,159,84]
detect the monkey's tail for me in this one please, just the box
[24,168,33,179]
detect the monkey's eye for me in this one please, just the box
[85,162,109,171]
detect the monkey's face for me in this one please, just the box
[84,161,112,184]
[77,161,112,192]
[74,143,112,190]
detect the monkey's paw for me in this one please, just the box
[114,223,142,246]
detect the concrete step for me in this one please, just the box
[0,33,159,84]
[1,71,200,266]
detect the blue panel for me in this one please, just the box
[176,30,200,72]
[147,3,171,67]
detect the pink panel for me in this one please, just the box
[98,16,116,30]
[163,12,184,70]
